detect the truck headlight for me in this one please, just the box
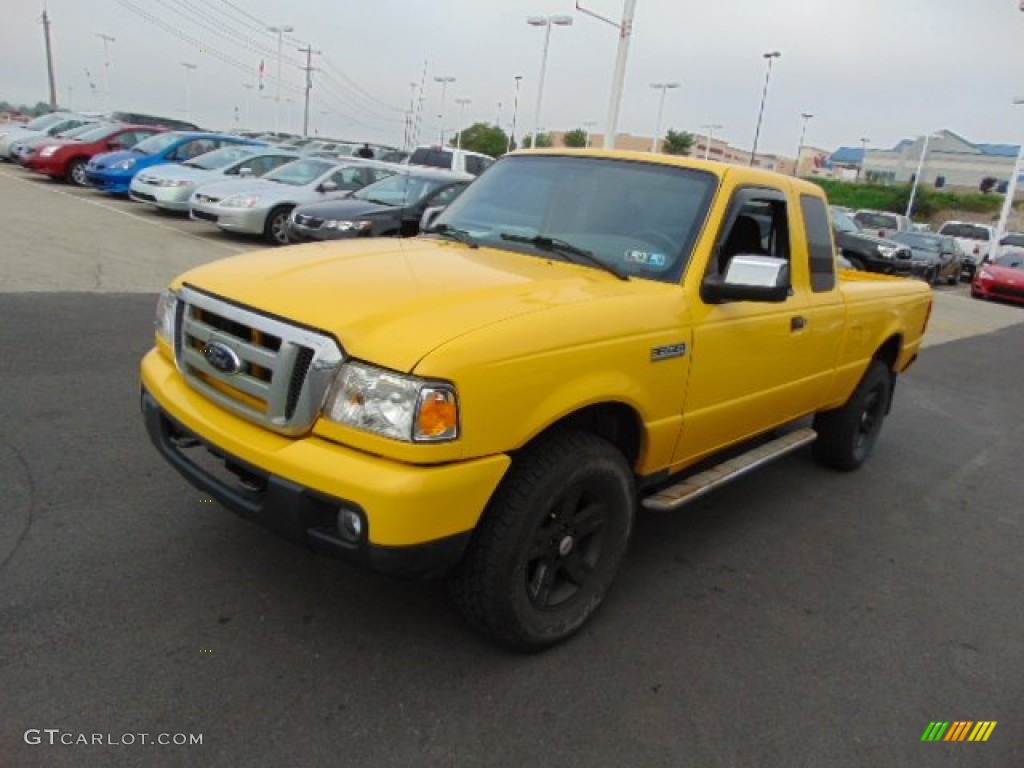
[323,362,459,442]
[155,289,179,345]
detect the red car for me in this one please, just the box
[972,252,1024,305]
[26,123,166,186]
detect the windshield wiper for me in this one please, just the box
[499,233,628,280]
[430,223,478,248]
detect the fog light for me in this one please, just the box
[337,508,363,541]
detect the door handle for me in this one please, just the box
[790,316,807,331]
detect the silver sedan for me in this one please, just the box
[189,157,397,244]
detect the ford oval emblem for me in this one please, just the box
[202,341,242,374]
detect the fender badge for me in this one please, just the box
[651,343,687,361]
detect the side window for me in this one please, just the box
[800,194,837,292]
[712,188,790,278]
[429,184,465,206]
[329,167,366,190]
[465,155,483,175]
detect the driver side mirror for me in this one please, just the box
[702,255,791,304]
[420,205,445,232]
[238,166,253,178]
[318,181,339,193]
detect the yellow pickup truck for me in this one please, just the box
[141,149,932,651]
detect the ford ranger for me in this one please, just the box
[141,149,932,651]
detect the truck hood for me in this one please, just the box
[174,238,650,372]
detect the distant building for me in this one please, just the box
[547,129,786,169]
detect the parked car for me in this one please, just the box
[288,167,472,242]
[10,120,103,165]
[888,232,963,285]
[971,252,1024,305]
[85,131,261,194]
[129,145,299,212]
[853,209,912,239]
[408,144,495,176]
[831,207,912,273]
[0,111,84,159]
[26,123,165,185]
[3,115,100,161]
[936,221,993,281]
[189,157,396,244]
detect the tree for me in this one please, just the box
[521,132,552,149]
[661,129,694,156]
[562,128,588,148]
[452,122,510,158]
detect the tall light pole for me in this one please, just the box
[991,99,1024,261]
[180,62,197,123]
[858,137,870,182]
[750,50,781,166]
[455,97,471,150]
[701,123,722,160]
[527,14,573,149]
[434,75,456,144]
[906,132,941,219]
[268,24,294,134]
[96,33,115,115]
[508,74,523,152]
[794,112,813,176]
[649,82,680,152]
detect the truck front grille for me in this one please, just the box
[173,285,345,435]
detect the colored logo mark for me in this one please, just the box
[921,721,997,742]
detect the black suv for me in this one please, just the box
[831,207,912,273]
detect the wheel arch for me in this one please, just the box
[511,401,645,473]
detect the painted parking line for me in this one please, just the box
[0,167,247,254]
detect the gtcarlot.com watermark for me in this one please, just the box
[24,729,202,747]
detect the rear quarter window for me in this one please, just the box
[800,194,836,292]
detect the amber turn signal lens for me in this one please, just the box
[416,389,458,440]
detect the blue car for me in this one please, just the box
[85,131,262,194]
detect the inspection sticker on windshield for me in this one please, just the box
[625,250,666,267]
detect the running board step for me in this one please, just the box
[642,428,817,512]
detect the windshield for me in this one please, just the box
[262,158,334,186]
[940,223,990,241]
[352,174,448,206]
[832,209,860,233]
[434,155,718,283]
[183,145,254,170]
[74,124,120,142]
[994,254,1024,269]
[891,232,941,251]
[25,113,67,131]
[53,123,97,139]
[132,132,185,156]
[855,211,899,229]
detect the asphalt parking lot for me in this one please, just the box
[1,165,1023,767]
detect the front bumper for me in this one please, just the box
[130,179,195,211]
[189,201,267,234]
[140,349,509,578]
[26,154,67,177]
[85,167,134,194]
[972,277,1024,305]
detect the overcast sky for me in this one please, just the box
[4,0,1024,156]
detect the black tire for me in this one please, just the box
[67,158,88,187]
[847,256,866,271]
[448,429,636,652]
[812,360,892,471]
[264,205,293,245]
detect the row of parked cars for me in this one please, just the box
[831,206,1024,305]
[1,112,481,247]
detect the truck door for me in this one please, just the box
[673,185,815,466]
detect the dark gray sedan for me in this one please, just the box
[889,231,964,285]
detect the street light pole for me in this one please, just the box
[858,137,870,182]
[794,112,813,176]
[180,62,197,123]
[649,82,680,152]
[906,132,940,219]
[991,99,1024,261]
[750,51,781,166]
[455,98,471,150]
[528,15,573,149]
[268,24,294,134]
[96,33,115,115]
[434,75,456,144]
[700,123,722,160]
[508,75,523,152]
